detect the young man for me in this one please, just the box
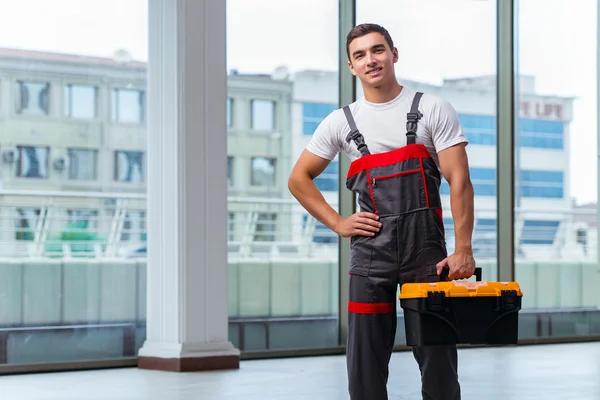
[288,23,475,400]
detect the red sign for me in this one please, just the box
[520,101,563,120]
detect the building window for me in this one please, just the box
[441,167,496,196]
[254,212,277,242]
[121,211,146,242]
[459,114,496,146]
[302,215,337,244]
[67,148,98,180]
[520,169,563,198]
[228,212,235,241]
[15,80,49,115]
[314,159,338,192]
[457,114,565,150]
[520,119,564,149]
[114,151,144,182]
[16,146,49,178]
[251,99,275,131]
[302,102,337,136]
[520,220,560,245]
[112,88,144,123]
[250,156,276,186]
[67,209,99,230]
[65,84,97,119]
[227,98,233,128]
[228,156,233,185]
[15,208,41,241]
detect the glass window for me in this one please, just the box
[14,208,41,241]
[515,0,599,340]
[303,102,337,135]
[227,97,233,128]
[251,99,275,131]
[112,88,144,123]
[16,145,49,178]
[0,1,147,371]
[314,159,338,192]
[14,80,49,115]
[228,156,233,185]
[250,156,276,187]
[227,0,340,353]
[64,84,97,119]
[114,151,144,182]
[67,148,98,180]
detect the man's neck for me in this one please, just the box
[363,81,403,104]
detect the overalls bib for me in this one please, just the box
[342,92,461,400]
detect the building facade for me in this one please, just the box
[0,48,583,262]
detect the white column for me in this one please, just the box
[138,0,240,372]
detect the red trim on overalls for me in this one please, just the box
[347,143,432,179]
[348,301,395,314]
[365,169,379,215]
[419,157,430,208]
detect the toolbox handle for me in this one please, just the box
[441,266,482,282]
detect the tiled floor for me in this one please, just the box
[1,342,599,399]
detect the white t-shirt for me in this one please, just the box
[305,87,468,172]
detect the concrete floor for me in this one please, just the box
[0,342,598,399]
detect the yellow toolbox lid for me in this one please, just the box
[399,281,523,299]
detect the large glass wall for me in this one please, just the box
[356,0,498,346]
[225,0,341,353]
[514,0,600,339]
[0,0,147,367]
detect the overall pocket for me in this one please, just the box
[370,168,427,216]
[349,234,373,276]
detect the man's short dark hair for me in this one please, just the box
[346,23,394,61]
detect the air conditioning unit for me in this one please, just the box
[2,149,16,163]
[53,157,66,171]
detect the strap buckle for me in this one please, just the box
[345,129,362,143]
[406,111,423,121]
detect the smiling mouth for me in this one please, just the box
[367,67,382,75]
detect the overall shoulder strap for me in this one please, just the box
[406,92,424,144]
[343,105,370,156]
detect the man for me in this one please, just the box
[288,23,475,400]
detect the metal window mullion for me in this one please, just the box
[497,0,516,282]
[338,0,356,349]
[597,0,600,271]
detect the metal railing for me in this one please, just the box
[0,189,597,262]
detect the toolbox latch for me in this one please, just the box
[497,290,518,311]
[427,291,446,312]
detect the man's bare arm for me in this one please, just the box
[288,150,380,237]
[437,143,474,253]
[288,150,343,232]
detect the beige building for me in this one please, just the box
[0,49,296,256]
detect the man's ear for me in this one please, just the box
[347,61,357,76]
[392,47,399,63]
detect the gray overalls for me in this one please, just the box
[343,92,461,400]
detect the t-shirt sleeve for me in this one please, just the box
[305,110,343,161]
[428,98,469,152]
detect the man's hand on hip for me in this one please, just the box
[436,249,476,280]
[334,212,381,238]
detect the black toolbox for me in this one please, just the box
[399,267,523,346]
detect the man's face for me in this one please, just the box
[347,32,398,87]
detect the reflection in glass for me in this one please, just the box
[515,0,600,340]
[226,0,340,353]
[0,0,148,368]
